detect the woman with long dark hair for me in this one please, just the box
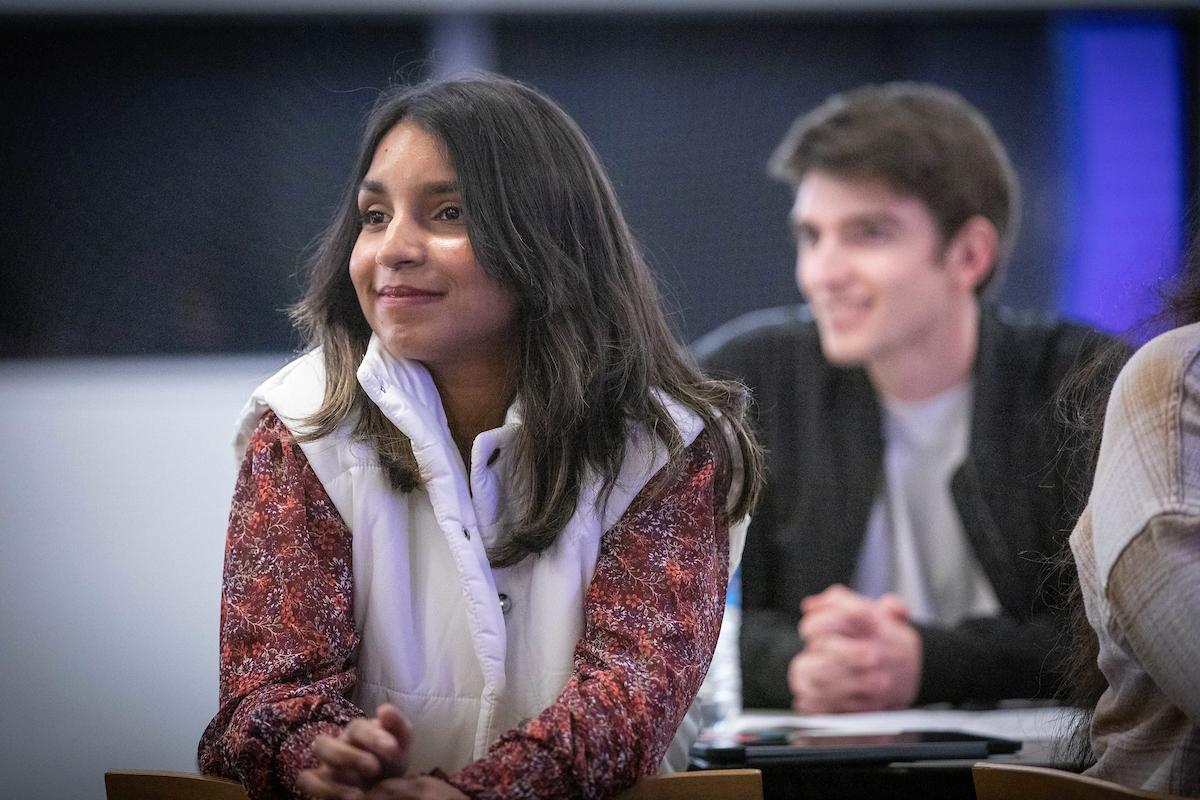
[197,74,762,800]
[1066,238,1200,796]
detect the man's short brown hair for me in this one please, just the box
[770,82,1019,294]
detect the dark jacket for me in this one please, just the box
[695,304,1121,709]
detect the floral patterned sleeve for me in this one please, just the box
[197,411,364,800]
[447,428,732,799]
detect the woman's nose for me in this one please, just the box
[375,215,425,269]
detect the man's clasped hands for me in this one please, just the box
[788,584,923,714]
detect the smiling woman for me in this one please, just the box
[195,74,763,800]
[349,122,520,464]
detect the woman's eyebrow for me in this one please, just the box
[356,179,460,195]
[422,180,459,195]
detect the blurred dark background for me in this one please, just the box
[2,7,1196,357]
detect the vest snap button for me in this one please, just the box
[486,449,501,467]
[498,593,512,614]
[463,527,470,540]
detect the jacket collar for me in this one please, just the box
[356,335,524,533]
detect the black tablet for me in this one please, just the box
[690,728,1022,767]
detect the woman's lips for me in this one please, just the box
[376,285,443,305]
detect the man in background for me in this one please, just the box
[696,83,1118,712]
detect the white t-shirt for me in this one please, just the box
[852,381,1000,625]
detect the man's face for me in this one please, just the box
[791,170,972,370]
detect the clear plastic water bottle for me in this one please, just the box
[699,569,742,732]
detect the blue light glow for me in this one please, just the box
[1054,14,1185,336]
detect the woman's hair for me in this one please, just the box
[1054,225,1200,766]
[291,73,763,567]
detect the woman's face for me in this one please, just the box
[349,121,519,378]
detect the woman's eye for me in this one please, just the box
[435,205,464,222]
[359,209,388,226]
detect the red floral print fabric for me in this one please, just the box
[197,412,362,799]
[199,411,730,799]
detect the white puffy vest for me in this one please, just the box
[235,336,729,774]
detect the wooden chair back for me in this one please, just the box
[614,768,763,800]
[104,770,249,800]
[973,762,1189,800]
[105,767,761,800]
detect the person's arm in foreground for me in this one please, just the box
[1107,514,1200,725]
[198,412,364,800]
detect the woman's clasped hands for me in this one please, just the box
[297,704,467,800]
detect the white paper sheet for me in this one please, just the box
[731,704,1083,743]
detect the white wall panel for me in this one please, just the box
[0,355,288,800]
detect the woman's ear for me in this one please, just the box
[944,215,1000,291]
